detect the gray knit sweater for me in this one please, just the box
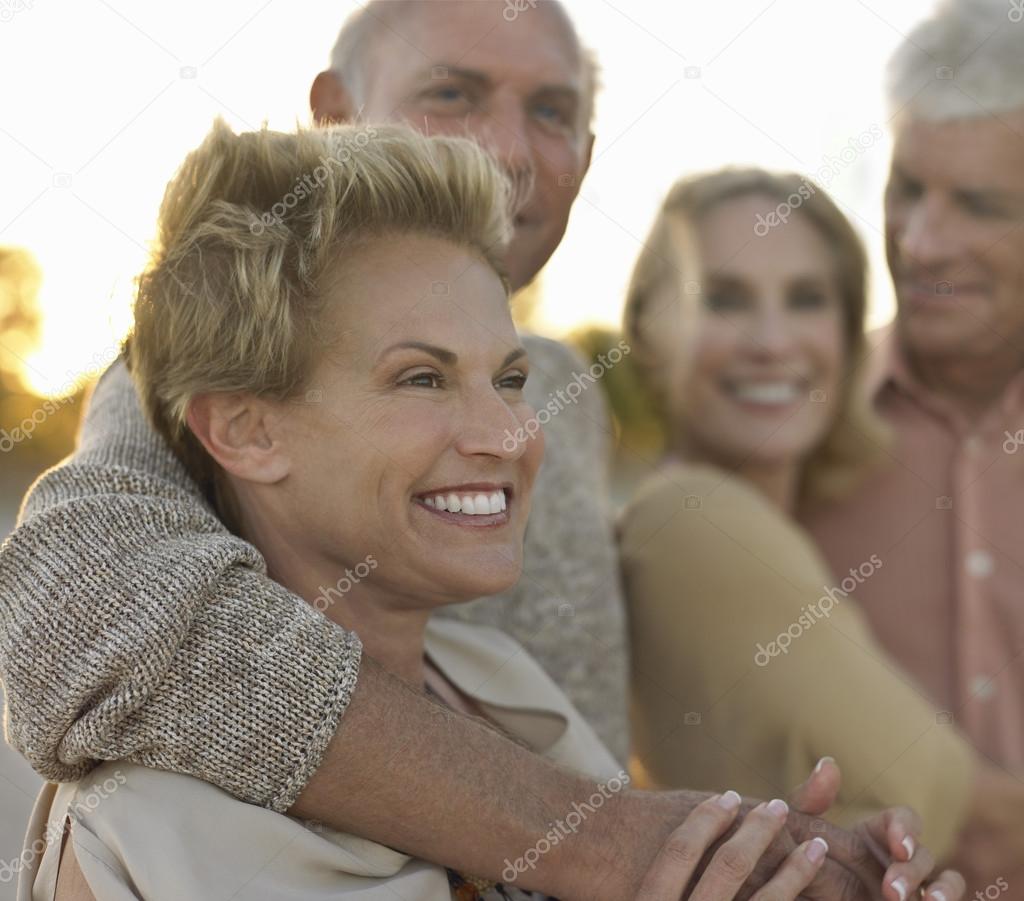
[0,334,627,811]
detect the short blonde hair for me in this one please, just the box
[623,168,886,505]
[126,119,511,486]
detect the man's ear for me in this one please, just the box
[186,394,291,484]
[310,70,356,125]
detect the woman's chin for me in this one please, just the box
[426,557,523,603]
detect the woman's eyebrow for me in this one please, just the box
[377,342,527,369]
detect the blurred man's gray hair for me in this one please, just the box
[887,0,1024,122]
[328,0,600,130]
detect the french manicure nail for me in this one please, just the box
[717,790,741,811]
[805,837,828,863]
[901,835,915,859]
[930,890,947,901]
[892,877,908,901]
[766,798,789,818]
[814,756,835,773]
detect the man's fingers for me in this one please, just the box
[635,792,742,900]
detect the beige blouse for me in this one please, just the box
[620,463,974,859]
[19,618,623,901]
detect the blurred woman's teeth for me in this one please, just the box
[421,490,507,515]
[730,382,800,404]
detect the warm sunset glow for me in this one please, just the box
[0,0,937,397]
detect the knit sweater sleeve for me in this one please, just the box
[0,360,361,812]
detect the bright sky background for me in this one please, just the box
[0,0,941,397]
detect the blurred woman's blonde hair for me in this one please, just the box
[126,118,512,488]
[623,167,886,505]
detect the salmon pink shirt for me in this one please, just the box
[805,326,1024,771]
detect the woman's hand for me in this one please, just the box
[635,791,828,900]
[791,757,966,901]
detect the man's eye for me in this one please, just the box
[423,86,471,107]
[533,103,568,125]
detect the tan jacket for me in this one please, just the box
[20,618,623,901]
[621,463,974,859]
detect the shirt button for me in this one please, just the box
[966,549,995,578]
[969,675,996,700]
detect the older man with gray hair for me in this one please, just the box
[806,0,1024,888]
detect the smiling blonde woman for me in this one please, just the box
[14,123,882,901]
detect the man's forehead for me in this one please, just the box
[892,114,1024,182]
[371,1,583,90]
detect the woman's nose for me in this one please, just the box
[454,388,531,461]
[746,309,797,358]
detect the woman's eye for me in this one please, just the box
[401,371,444,389]
[705,293,747,313]
[790,290,829,310]
[497,371,528,391]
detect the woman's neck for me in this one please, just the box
[668,443,799,513]
[233,497,431,687]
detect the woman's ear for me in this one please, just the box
[187,394,291,484]
[310,70,357,125]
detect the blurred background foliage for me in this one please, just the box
[0,247,83,531]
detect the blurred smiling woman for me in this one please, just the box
[620,168,986,865]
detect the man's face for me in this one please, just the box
[885,111,1024,364]
[352,0,593,291]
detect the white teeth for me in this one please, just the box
[421,489,508,515]
[731,381,800,405]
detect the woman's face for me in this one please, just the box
[679,194,847,468]
[271,233,543,608]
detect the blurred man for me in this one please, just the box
[805,0,1024,887]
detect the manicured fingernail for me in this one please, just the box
[766,798,789,818]
[929,890,947,901]
[901,835,915,859]
[814,756,835,773]
[717,790,741,811]
[805,837,828,863]
[892,877,908,901]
